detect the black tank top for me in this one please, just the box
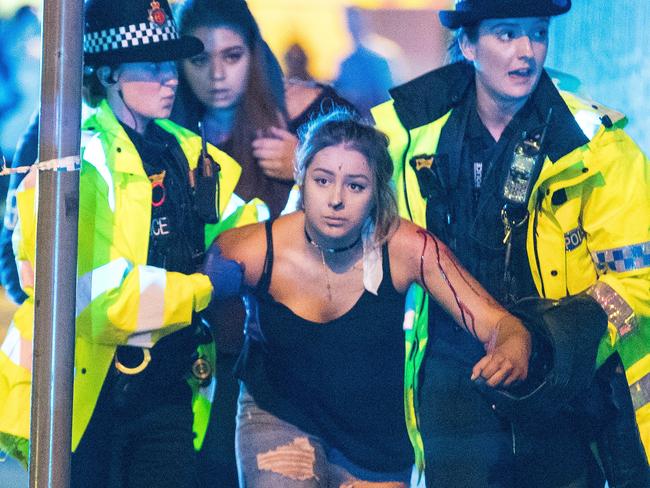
[236,220,413,472]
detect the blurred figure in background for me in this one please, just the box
[0,111,36,305]
[0,22,19,140]
[0,6,40,163]
[0,6,41,306]
[334,7,395,119]
[283,41,313,82]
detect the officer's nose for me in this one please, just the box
[516,36,534,59]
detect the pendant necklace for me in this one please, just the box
[303,228,361,253]
[318,247,334,301]
[304,227,362,301]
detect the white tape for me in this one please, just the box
[0,155,81,176]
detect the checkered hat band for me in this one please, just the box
[84,19,179,54]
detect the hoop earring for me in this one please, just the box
[98,67,119,86]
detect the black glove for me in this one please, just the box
[202,245,243,300]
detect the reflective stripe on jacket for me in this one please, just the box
[373,76,650,468]
[0,100,265,461]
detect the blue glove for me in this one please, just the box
[202,245,244,300]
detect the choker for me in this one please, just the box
[304,227,362,254]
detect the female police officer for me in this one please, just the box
[0,0,248,486]
[373,1,649,486]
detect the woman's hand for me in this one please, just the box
[252,126,298,181]
[471,315,531,388]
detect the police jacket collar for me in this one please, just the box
[388,62,589,162]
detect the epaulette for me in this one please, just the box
[561,91,627,140]
[562,91,626,128]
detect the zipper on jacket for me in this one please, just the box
[409,331,420,424]
[532,189,546,298]
[409,327,425,468]
[401,129,414,222]
[564,245,570,297]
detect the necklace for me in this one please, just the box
[304,227,362,301]
[303,227,362,253]
[317,248,333,301]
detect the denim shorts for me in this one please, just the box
[235,383,412,487]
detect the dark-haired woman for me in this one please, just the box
[217,110,532,487]
[174,0,354,219]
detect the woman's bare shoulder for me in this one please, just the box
[386,218,432,291]
[217,212,302,261]
[217,212,303,287]
[388,218,427,250]
[217,222,266,260]
[216,221,268,288]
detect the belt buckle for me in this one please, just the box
[114,347,151,375]
[191,356,212,385]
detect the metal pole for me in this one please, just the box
[29,0,83,486]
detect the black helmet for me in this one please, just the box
[474,293,606,422]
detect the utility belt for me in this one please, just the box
[108,319,213,412]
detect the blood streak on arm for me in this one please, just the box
[416,228,480,341]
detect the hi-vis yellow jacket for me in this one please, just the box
[0,100,266,465]
[372,64,650,470]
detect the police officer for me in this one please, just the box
[0,0,249,486]
[373,1,650,486]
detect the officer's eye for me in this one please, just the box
[496,29,516,41]
[531,28,549,42]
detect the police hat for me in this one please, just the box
[439,0,571,29]
[84,0,203,66]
